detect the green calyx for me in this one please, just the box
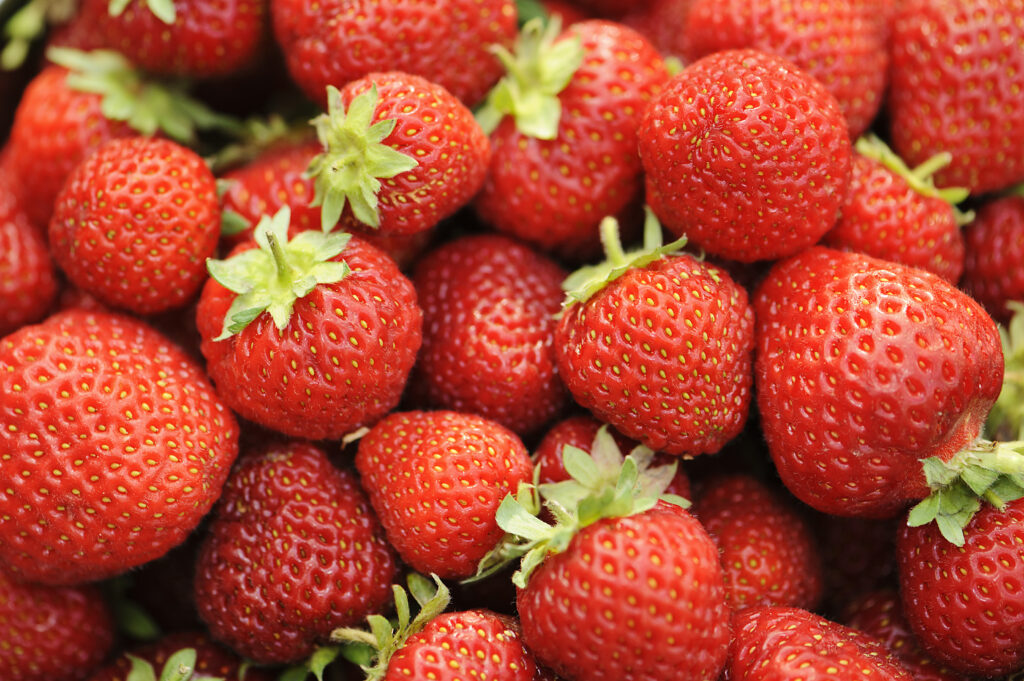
[126,649,224,681]
[205,206,352,341]
[1,0,76,69]
[560,207,688,315]
[908,438,1024,546]
[854,133,975,226]
[329,574,451,681]
[305,84,418,232]
[475,16,583,140]
[988,302,1024,442]
[108,0,175,24]
[47,47,241,144]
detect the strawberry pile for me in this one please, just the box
[1,0,1024,680]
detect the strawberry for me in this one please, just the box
[555,213,755,457]
[727,606,913,681]
[0,570,115,681]
[0,308,239,585]
[49,136,221,315]
[195,440,398,664]
[694,474,823,611]
[822,134,970,283]
[474,18,669,258]
[888,0,1024,194]
[86,631,274,681]
[897,497,1024,677]
[196,207,422,440]
[961,193,1024,324]
[271,0,517,109]
[638,49,852,263]
[410,234,569,436]
[355,410,533,579]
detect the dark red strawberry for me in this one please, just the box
[0,309,239,585]
[961,193,1024,324]
[86,631,274,681]
[195,440,397,664]
[0,570,114,681]
[639,49,852,262]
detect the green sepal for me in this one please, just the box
[305,84,418,232]
[988,302,1024,442]
[854,133,975,226]
[475,16,583,140]
[46,47,242,144]
[560,207,688,314]
[109,0,175,25]
[205,207,352,340]
[2,0,76,69]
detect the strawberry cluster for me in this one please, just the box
[1,0,1023,680]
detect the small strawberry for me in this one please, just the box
[195,440,398,664]
[410,234,569,436]
[0,570,115,681]
[638,48,852,262]
[0,309,239,585]
[355,410,533,579]
[49,136,221,315]
[961,193,1024,324]
[196,207,422,440]
[86,631,274,681]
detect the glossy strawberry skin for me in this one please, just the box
[475,20,669,259]
[888,0,1024,194]
[86,631,275,681]
[556,252,755,457]
[195,441,397,664]
[639,49,852,263]
[823,154,965,283]
[517,506,731,681]
[50,137,221,314]
[897,498,1024,677]
[196,233,422,441]
[754,247,1003,518]
[272,0,516,108]
[355,410,532,579]
[0,571,114,681]
[728,606,913,681]
[960,195,1024,324]
[0,309,239,585]
[411,234,569,436]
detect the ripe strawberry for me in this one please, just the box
[822,134,969,283]
[195,440,397,664]
[694,474,823,611]
[843,589,969,681]
[0,309,239,585]
[896,497,1024,677]
[86,631,274,681]
[355,410,533,579]
[960,194,1024,324]
[196,207,422,440]
[0,570,115,681]
[271,0,517,108]
[727,606,913,680]
[49,136,221,315]
[754,247,1006,526]
[475,19,669,258]
[410,234,569,436]
[555,214,755,457]
[888,0,1024,194]
[639,49,852,262]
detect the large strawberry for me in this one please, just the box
[0,309,239,585]
[196,207,422,440]
[195,439,397,664]
[639,48,852,263]
[961,193,1024,324]
[888,0,1024,194]
[49,136,221,315]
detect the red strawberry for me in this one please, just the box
[961,194,1024,324]
[475,19,669,258]
[727,606,913,681]
[355,410,533,579]
[86,631,274,681]
[410,234,569,436]
[0,570,114,681]
[49,136,221,315]
[196,208,422,440]
[888,0,1024,194]
[195,440,397,664]
[0,309,239,585]
[694,474,823,611]
[638,49,852,262]
[271,0,517,108]
[897,497,1024,677]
